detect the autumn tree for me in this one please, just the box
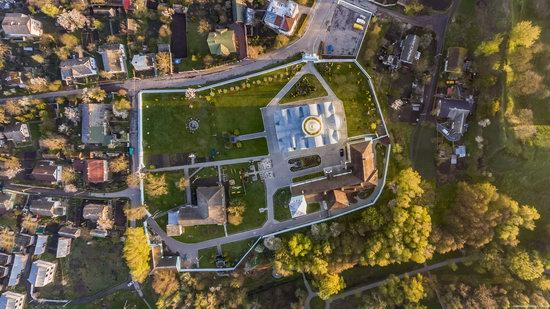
[506,248,544,281]
[475,33,504,56]
[145,173,168,197]
[404,0,424,15]
[153,270,181,308]
[197,19,210,34]
[124,205,148,221]
[123,228,150,283]
[274,34,290,49]
[57,9,88,32]
[39,134,68,150]
[378,274,427,306]
[316,273,345,300]
[81,87,107,103]
[509,21,541,51]
[41,2,60,17]
[4,100,23,116]
[510,70,544,96]
[227,198,245,226]
[127,173,142,188]
[61,167,77,184]
[59,34,79,49]
[176,177,189,190]
[113,97,131,111]
[109,156,129,173]
[0,42,9,70]
[2,157,22,179]
[156,52,172,75]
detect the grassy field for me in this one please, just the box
[227,180,267,234]
[221,238,257,266]
[173,21,210,72]
[280,74,328,104]
[273,187,292,221]
[62,290,145,309]
[198,246,219,268]
[315,62,380,137]
[142,66,301,163]
[38,239,129,300]
[292,171,325,183]
[174,224,225,243]
[310,296,326,309]
[145,172,187,213]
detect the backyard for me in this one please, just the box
[315,63,381,136]
[280,74,328,104]
[145,172,187,213]
[142,66,303,165]
[221,237,257,266]
[173,224,226,243]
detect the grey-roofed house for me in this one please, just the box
[14,233,34,249]
[0,252,12,265]
[59,57,98,85]
[28,260,56,287]
[3,123,30,144]
[434,96,474,141]
[1,13,42,39]
[0,291,26,309]
[98,44,127,74]
[178,186,226,227]
[56,237,72,258]
[30,198,66,217]
[58,226,81,239]
[154,255,181,271]
[81,104,112,146]
[399,34,421,64]
[4,71,26,88]
[7,253,28,287]
[33,235,49,256]
[131,54,156,71]
[444,47,468,75]
[31,161,62,183]
[0,266,9,278]
[82,203,110,222]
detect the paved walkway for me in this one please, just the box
[149,155,270,172]
[235,132,267,141]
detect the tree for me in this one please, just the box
[82,87,107,103]
[123,228,150,283]
[114,98,131,111]
[0,42,10,70]
[59,34,79,49]
[2,157,21,179]
[57,9,88,32]
[145,173,168,197]
[109,156,129,173]
[197,19,210,34]
[510,70,543,96]
[227,199,245,226]
[39,134,68,150]
[475,33,504,56]
[288,233,312,257]
[394,168,423,207]
[62,167,77,184]
[176,177,189,190]
[507,249,544,281]
[404,0,424,15]
[153,270,179,297]
[248,45,265,58]
[97,215,114,230]
[316,273,345,300]
[124,205,148,220]
[156,52,172,75]
[26,77,49,93]
[509,21,541,51]
[378,274,426,306]
[274,34,290,49]
[127,173,142,188]
[4,100,23,116]
[41,2,60,17]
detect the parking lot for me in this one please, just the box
[321,3,372,57]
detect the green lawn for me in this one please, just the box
[307,202,321,213]
[63,290,145,309]
[310,296,326,309]
[273,187,292,221]
[221,238,257,266]
[198,246,219,268]
[227,180,267,234]
[142,66,301,164]
[280,74,328,104]
[173,21,210,72]
[174,225,226,243]
[38,239,129,299]
[292,171,325,183]
[315,63,380,136]
[145,172,186,213]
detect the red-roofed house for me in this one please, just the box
[85,159,110,183]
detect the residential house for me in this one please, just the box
[33,234,49,256]
[444,47,468,76]
[433,96,475,142]
[3,123,30,144]
[7,253,28,286]
[399,34,421,65]
[56,237,72,258]
[264,0,299,36]
[153,255,182,271]
[0,192,16,211]
[14,233,34,249]
[0,291,26,309]
[58,226,81,239]
[85,159,110,183]
[60,57,98,85]
[81,104,112,146]
[0,252,12,266]
[1,13,42,39]
[82,203,110,222]
[178,186,226,227]
[98,44,127,74]
[326,189,350,210]
[4,71,26,88]
[29,198,66,217]
[207,29,237,56]
[288,195,307,218]
[28,260,56,287]
[0,265,9,278]
[166,209,182,237]
[31,161,62,183]
[131,54,156,72]
[89,229,108,238]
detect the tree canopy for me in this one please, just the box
[123,228,150,283]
